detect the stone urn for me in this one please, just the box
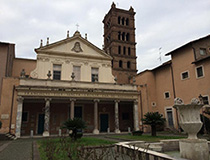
[173,98,209,160]
[173,98,203,139]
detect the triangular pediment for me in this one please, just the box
[35,32,112,60]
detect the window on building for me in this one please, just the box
[53,64,61,80]
[126,33,130,41]
[91,68,99,82]
[22,112,28,122]
[118,46,121,54]
[200,48,207,56]
[181,71,189,80]
[118,32,121,40]
[127,61,130,69]
[164,92,170,99]
[73,66,81,81]
[122,32,125,41]
[203,96,209,105]
[196,66,204,78]
[123,46,126,55]
[128,47,131,55]
[119,60,123,68]
[122,17,125,25]
[118,16,121,24]
[126,18,129,26]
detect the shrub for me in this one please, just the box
[142,112,165,136]
[62,118,86,141]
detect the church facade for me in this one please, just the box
[0,29,139,137]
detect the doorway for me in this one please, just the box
[100,114,109,132]
[37,114,45,134]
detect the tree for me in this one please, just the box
[142,112,165,136]
[62,118,86,141]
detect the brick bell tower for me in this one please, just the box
[103,2,137,84]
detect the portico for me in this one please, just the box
[15,78,139,137]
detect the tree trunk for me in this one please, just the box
[151,125,156,136]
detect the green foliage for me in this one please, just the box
[0,121,2,129]
[38,137,116,160]
[142,112,166,136]
[62,118,86,141]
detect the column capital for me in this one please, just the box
[45,98,52,102]
[17,96,24,103]
[94,99,100,103]
[70,98,76,102]
[134,100,138,105]
[114,100,120,103]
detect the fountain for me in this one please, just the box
[173,97,209,160]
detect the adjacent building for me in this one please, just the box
[136,35,210,131]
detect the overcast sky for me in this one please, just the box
[1,0,210,72]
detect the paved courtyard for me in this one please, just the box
[0,139,33,160]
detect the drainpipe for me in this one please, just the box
[170,63,180,131]
[9,85,15,133]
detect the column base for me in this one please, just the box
[43,131,50,137]
[93,129,99,134]
[115,129,121,133]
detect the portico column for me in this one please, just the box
[93,99,100,134]
[70,98,76,119]
[133,100,139,131]
[43,98,51,137]
[114,100,121,133]
[15,96,24,138]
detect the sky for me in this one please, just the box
[1,0,210,73]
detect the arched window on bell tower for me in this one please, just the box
[118,46,121,54]
[119,60,123,68]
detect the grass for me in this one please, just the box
[111,134,185,142]
[37,137,116,160]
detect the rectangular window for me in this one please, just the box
[203,96,209,105]
[196,66,204,78]
[22,112,28,122]
[181,71,189,80]
[53,64,61,80]
[91,68,99,82]
[200,48,207,56]
[164,92,170,99]
[73,66,81,81]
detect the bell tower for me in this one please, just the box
[103,3,137,84]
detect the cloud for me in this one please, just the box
[0,0,210,73]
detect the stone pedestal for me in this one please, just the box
[180,139,209,160]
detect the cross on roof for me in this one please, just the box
[76,24,79,31]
